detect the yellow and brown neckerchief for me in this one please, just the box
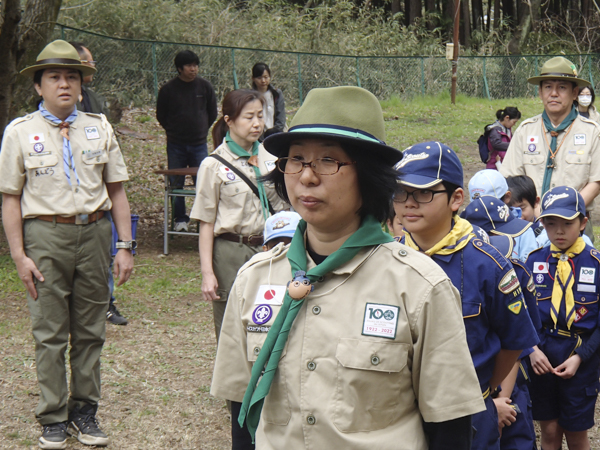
[404,216,475,256]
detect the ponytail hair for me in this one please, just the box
[496,107,521,121]
[211,89,264,149]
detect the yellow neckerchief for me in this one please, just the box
[550,237,586,329]
[404,216,475,256]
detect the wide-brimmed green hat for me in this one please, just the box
[263,86,402,165]
[20,39,96,78]
[527,56,590,87]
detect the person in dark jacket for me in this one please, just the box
[157,50,218,231]
[486,107,521,170]
[251,62,286,140]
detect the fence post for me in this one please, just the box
[231,49,239,89]
[60,24,65,40]
[589,56,594,88]
[297,54,303,105]
[483,57,491,100]
[152,42,158,100]
[420,57,425,96]
[534,56,539,76]
[355,57,361,88]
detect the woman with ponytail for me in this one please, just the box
[486,107,521,170]
[191,89,287,342]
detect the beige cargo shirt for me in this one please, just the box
[191,142,287,236]
[500,114,600,210]
[211,241,485,449]
[0,110,128,218]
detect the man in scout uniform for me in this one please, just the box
[394,142,539,450]
[526,186,600,450]
[0,40,134,449]
[500,57,600,242]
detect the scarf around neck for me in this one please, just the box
[404,216,475,256]
[550,237,586,329]
[238,215,393,441]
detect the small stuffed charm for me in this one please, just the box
[287,270,314,300]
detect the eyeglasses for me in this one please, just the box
[393,188,448,204]
[81,60,97,67]
[276,157,356,175]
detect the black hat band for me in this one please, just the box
[35,58,82,65]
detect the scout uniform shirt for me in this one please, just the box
[190,142,286,236]
[0,111,128,217]
[500,114,600,211]
[212,241,485,450]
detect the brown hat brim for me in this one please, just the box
[20,60,96,78]
[527,74,590,87]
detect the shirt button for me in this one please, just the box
[371,355,380,366]
[398,250,408,257]
[75,187,79,193]
[530,159,533,163]
[253,346,261,355]
[317,276,325,282]
[40,161,45,165]
[307,361,316,371]
[552,184,555,187]
[306,415,316,425]
[235,188,239,193]
[312,305,321,315]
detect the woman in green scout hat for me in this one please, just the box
[0,40,134,448]
[209,86,485,449]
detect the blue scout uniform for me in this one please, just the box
[396,142,539,450]
[525,186,600,433]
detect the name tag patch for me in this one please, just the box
[247,324,270,333]
[254,285,286,306]
[84,126,100,140]
[577,284,597,293]
[362,303,399,340]
[580,267,595,283]
[533,262,549,273]
[574,134,586,145]
[83,149,103,160]
[29,133,45,143]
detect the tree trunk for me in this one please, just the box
[493,0,501,31]
[425,0,437,30]
[507,0,539,54]
[461,0,471,47]
[472,0,483,32]
[408,0,422,24]
[0,0,62,140]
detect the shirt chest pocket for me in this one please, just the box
[462,302,485,351]
[522,152,546,166]
[334,338,409,433]
[81,149,109,166]
[565,149,591,165]
[24,154,59,171]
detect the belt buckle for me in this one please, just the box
[76,214,89,225]
[248,234,261,245]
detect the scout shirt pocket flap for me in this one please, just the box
[462,302,482,319]
[246,332,287,363]
[565,149,590,165]
[586,381,600,397]
[24,154,58,170]
[81,148,109,165]
[336,338,408,373]
[574,292,598,304]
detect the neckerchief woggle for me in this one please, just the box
[541,105,579,196]
[404,216,475,256]
[225,132,270,221]
[238,215,393,441]
[550,237,586,329]
[39,103,80,186]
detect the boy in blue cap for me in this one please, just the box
[525,186,600,450]
[394,142,539,450]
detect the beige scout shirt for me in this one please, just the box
[211,241,485,450]
[0,110,128,218]
[190,142,287,236]
[500,114,600,211]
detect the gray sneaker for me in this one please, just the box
[39,422,67,449]
[67,405,109,447]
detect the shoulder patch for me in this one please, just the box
[591,249,600,265]
[526,275,536,293]
[499,268,520,294]
[471,239,508,270]
[508,300,523,315]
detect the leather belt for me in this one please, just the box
[218,232,263,246]
[36,211,104,225]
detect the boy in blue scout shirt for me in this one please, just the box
[525,186,600,450]
[489,234,541,450]
[394,142,539,450]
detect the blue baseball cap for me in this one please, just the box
[263,211,302,246]
[394,141,464,188]
[488,235,515,259]
[462,195,532,237]
[539,186,586,220]
[468,169,508,202]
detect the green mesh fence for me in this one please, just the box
[55,24,600,108]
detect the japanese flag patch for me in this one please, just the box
[533,262,549,274]
[29,133,45,143]
[499,269,519,294]
[527,136,539,144]
[254,285,286,306]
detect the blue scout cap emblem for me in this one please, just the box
[395,141,464,188]
[539,186,586,220]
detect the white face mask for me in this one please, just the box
[579,95,592,106]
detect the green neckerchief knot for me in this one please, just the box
[225,132,270,220]
[541,105,579,195]
[238,215,393,442]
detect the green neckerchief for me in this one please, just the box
[238,215,393,441]
[541,105,579,195]
[225,132,270,220]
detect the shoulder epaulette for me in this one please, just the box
[510,258,531,276]
[520,115,541,126]
[576,114,600,128]
[9,114,34,128]
[590,248,600,265]
[471,238,508,270]
[238,243,287,273]
[527,246,545,258]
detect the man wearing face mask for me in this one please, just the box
[577,86,600,123]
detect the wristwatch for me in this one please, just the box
[116,240,137,251]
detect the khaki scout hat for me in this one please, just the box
[263,86,402,165]
[527,56,590,87]
[20,39,96,78]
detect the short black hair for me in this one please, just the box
[506,175,537,208]
[33,68,83,85]
[539,80,578,90]
[69,41,86,55]
[578,85,596,106]
[174,50,199,71]
[261,143,398,223]
[441,180,461,202]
